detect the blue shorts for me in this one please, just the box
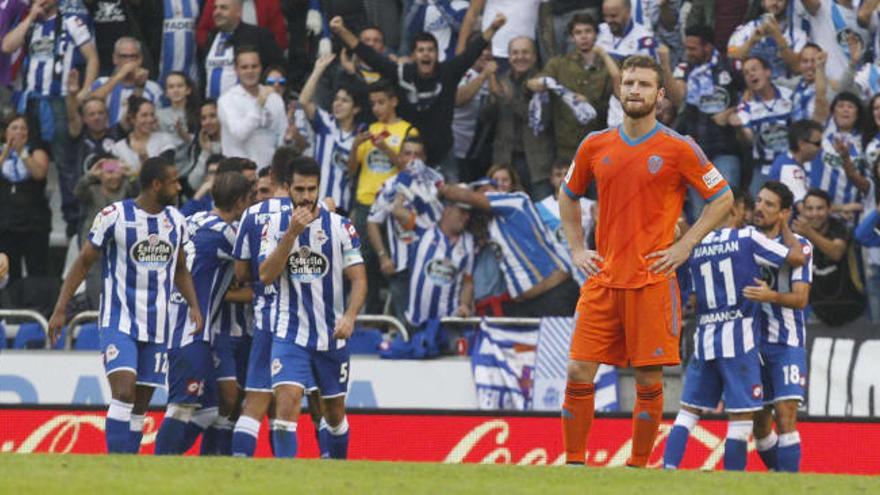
[214,333,251,386]
[680,350,764,413]
[167,341,218,407]
[101,329,166,387]
[244,330,273,393]
[760,343,807,404]
[270,338,348,398]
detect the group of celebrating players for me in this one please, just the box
[44,52,811,471]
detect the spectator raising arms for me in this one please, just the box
[90,37,163,129]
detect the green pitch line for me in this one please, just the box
[1,454,877,495]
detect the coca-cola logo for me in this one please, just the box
[0,414,157,454]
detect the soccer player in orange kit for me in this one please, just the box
[558,55,734,467]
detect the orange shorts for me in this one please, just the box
[570,278,682,368]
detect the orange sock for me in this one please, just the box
[562,382,595,465]
[628,383,663,467]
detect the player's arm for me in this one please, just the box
[174,251,204,334]
[456,274,474,317]
[48,242,101,344]
[300,52,336,121]
[743,280,811,309]
[234,260,251,284]
[335,263,367,339]
[439,184,491,210]
[224,286,254,303]
[779,213,807,267]
[367,220,393,274]
[560,189,603,276]
[858,0,880,28]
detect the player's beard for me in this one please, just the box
[622,98,657,119]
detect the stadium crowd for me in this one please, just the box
[2,0,880,331]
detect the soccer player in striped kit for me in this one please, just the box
[746,181,814,472]
[49,156,203,454]
[259,157,367,459]
[662,188,806,470]
[154,172,252,455]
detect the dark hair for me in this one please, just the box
[200,99,217,111]
[804,188,832,207]
[830,91,865,131]
[290,156,321,179]
[368,79,398,99]
[217,157,257,174]
[234,45,261,65]
[410,32,439,52]
[164,71,200,132]
[621,55,664,88]
[258,166,271,178]
[126,95,153,123]
[206,154,225,167]
[359,25,385,41]
[684,24,714,44]
[212,171,254,210]
[486,163,524,192]
[863,93,880,150]
[788,119,824,151]
[139,155,174,189]
[567,13,598,34]
[760,180,795,210]
[269,145,299,187]
[335,83,365,111]
[552,157,570,170]
[732,188,753,209]
[802,41,822,52]
[744,56,771,70]
[402,135,424,149]
[1,113,26,132]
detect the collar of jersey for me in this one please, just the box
[617,122,659,147]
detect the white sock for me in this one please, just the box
[673,409,700,432]
[756,430,778,452]
[130,414,145,433]
[326,416,349,436]
[778,431,800,448]
[272,419,297,433]
[726,420,753,442]
[234,416,261,438]
[107,400,133,422]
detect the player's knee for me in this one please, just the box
[567,360,598,383]
[323,398,346,426]
[774,402,799,432]
[273,386,303,420]
[110,386,135,404]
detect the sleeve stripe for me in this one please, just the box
[705,184,731,203]
[562,183,580,200]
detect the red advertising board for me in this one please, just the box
[1,408,878,474]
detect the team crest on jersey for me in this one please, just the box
[131,234,174,269]
[271,358,282,376]
[332,148,350,170]
[314,228,329,245]
[169,292,185,305]
[647,155,664,174]
[425,258,457,286]
[288,246,330,282]
[104,344,119,364]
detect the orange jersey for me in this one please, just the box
[563,123,729,289]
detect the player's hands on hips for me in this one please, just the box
[189,307,204,335]
[646,241,691,276]
[333,313,355,339]
[48,308,66,347]
[743,278,775,303]
[571,248,603,276]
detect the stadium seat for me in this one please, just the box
[13,322,46,349]
[74,323,101,351]
[52,326,69,350]
[348,327,384,355]
[0,320,6,349]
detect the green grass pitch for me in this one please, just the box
[1,454,878,495]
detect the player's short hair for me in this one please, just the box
[760,180,795,211]
[258,166,271,178]
[684,24,714,44]
[804,188,832,207]
[802,41,822,53]
[212,171,253,210]
[621,55,664,88]
[290,156,321,180]
[217,157,257,174]
[139,155,174,189]
[411,32,439,52]
[368,79,398,99]
[567,13,598,34]
[270,146,300,187]
[743,55,770,70]
[234,45,261,65]
[732,188,752,209]
[788,119,824,151]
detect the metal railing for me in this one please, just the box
[64,310,100,350]
[440,317,540,327]
[0,309,50,349]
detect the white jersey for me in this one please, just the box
[204,30,237,99]
[802,0,868,84]
[259,206,363,351]
[311,108,355,213]
[481,0,541,59]
[111,132,176,169]
[596,20,657,127]
[160,0,201,83]
[218,84,288,170]
[87,199,187,344]
[90,77,163,128]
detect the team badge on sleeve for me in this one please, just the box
[702,167,724,189]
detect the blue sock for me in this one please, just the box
[181,407,217,453]
[200,427,219,455]
[271,420,298,458]
[662,410,699,469]
[214,416,234,456]
[232,416,261,457]
[181,422,205,453]
[325,417,349,460]
[756,432,779,471]
[268,420,277,456]
[105,400,133,454]
[319,427,330,458]
[723,439,748,470]
[777,432,801,472]
[129,414,145,454]
[155,418,188,455]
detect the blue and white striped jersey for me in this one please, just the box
[367,161,444,273]
[90,77,163,128]
[404,225,475,326]
[758,234,813,348]
[689,227,790,360]
[233,197,292,333]
[485,191,569,298]
[167,211,236,349]
[807,129,866,206]
[24,13,92,97]
[311,108,355,213]
[790,78,816,122]
[736,85,793,166]
[216,302,253,338]
[259,206,363,351]
[88,200,187,344]
[535,194,595,286]
[204,31,236,99]
[159,0,200,83]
